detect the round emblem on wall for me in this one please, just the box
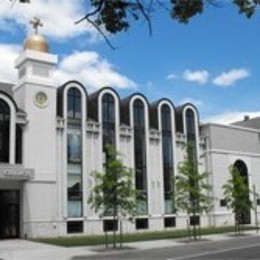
[34,91,48,108]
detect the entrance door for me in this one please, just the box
[0,190,20,239]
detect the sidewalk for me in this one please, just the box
[0,230,259,260]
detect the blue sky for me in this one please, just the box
[0,1,259,123]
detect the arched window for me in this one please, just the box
[102,93,115,149]
[0,99,10,162]
[234,160,250,224]
[133,99,147,215]
[161,104,174,214]
[67,88,81,119]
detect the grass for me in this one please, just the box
[33,225,257,247]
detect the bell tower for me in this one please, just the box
[13,17,57,181]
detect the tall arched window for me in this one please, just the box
[102,93,115,150]
[66,87,83,229]
[161,104,174,214]
[234,160,251,224]
[133,99,147,215]
[0,99,10,163]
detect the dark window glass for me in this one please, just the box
[161,105,171,131]
[134,99,145,127]
[103,220,118,232]
[190,216,200,226]
[67,221,83,233]
[161,105,174,213]
[133,100,146,184]
[186,108,196,142]
[67,174,82,200]
[257,199,260,206]
[136,218,148,229]
[102,94,115,124]
[185,108,197,164]
[220,199,227,207]
[102,94,115,149]
[163,167,173,193]
[234,160,251,224]
[67,128,81,163]
[0,99,10,163]
[133,99,148,215]
[67,88,81,119]
[15,125,22,164]
[163,135,173,166]
[164,217,176,228]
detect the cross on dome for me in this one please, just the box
[30,17,43,34]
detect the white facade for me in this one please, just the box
[0,35,260,239]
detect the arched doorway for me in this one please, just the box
[234,160,251,224]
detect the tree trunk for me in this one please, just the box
[119,218,123,248]
[113,205,116,248]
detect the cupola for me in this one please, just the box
[23,17,49,53]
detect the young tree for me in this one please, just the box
[222,165,252,235]
[174,144,213,240]
[88,145,137,248]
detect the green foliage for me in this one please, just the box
[88,145,137,218]
[174,144,213,216]
[34,225,257,247]
[222,165,252,222]
[233,0,260,18]
[170,0,204,23]
[86,0,260,34]
[17,0,260,35]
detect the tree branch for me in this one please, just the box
[75,0,105,25]
[135,0,153,36]
[85,17,117,50]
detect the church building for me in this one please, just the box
[0,19,260,239]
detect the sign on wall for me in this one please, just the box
[0,165,34,180]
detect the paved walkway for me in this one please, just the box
[0,230,259,260]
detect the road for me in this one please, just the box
[72,234,260,260]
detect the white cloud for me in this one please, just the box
[182,69,209,85]
[179,97,203,107]
[166,74,178,80]
[0,0,96,40]
[55,51,137,91]
[212,68,250,87]
[203,111,260,125]
[0,44,19,83]
[0,44,136,91]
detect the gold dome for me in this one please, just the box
[23,34,49,53]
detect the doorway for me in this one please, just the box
[0,190,20,239]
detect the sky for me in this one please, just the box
[0,0,260,124]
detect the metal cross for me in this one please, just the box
[29,17,43,34]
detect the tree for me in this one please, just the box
[88,145,137,248]
[174,144,213,240]
[16,0,260,35]
[222,165,252,235]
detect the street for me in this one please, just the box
[73,234,260,260]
